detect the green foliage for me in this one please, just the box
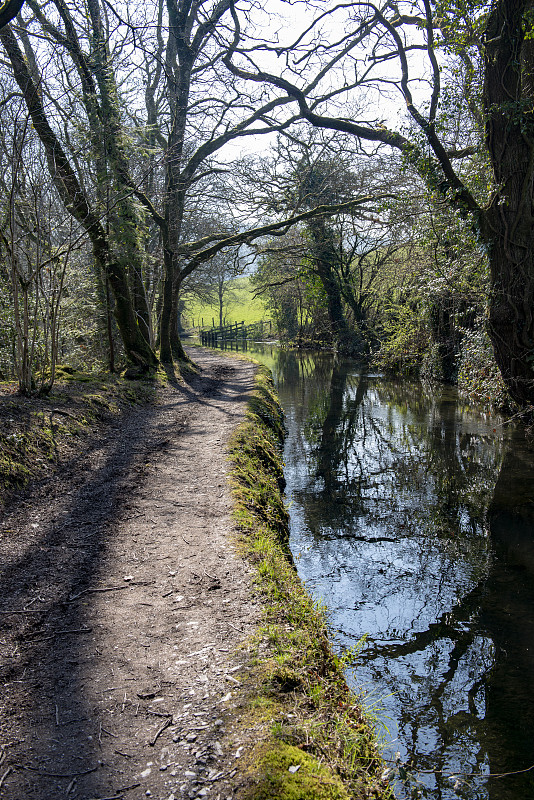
[457,327,511,409]
[252,237,331,345]
[375,294,430,376]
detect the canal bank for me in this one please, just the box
[226,361,391,799]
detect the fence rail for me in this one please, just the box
[200,319,272,345]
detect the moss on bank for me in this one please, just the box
[227,365,392,800]
[0,365,165,504]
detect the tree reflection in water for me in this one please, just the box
[266,349,534,800]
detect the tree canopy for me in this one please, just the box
[0,0,532,408]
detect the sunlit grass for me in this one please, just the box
[183,275,269,328]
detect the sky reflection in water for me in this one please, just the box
[241,344,534,800]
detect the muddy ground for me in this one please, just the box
[0,348,264,800]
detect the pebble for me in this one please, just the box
[186,732,197,742]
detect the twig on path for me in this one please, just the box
[181,534,192,545]
[67,586,129,602]
[149,716,172,746]
[32,627,92,641]
[224,620,244,633]
[51,408,78,420]
[203,569,217,580]
[21,765,98,778]
[114,750,132,759]
[146,709,172,719]
[100,724,118,738]
[0,767,12,790]
[0,609,42,614]
[90,795,123,800]
[66,777,77,795]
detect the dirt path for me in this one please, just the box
[0,348,262,800]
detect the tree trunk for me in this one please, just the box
[170,289,188,360]
[482,0,534,405]
[86,0,153,348]
[0,27,158,372]
[160,246,174,363]
[308,216,357,352]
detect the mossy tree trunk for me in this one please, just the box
[307,216,356,352]
[85,0,153,348]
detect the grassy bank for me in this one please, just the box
[227,364,392,800]
[0,365,162,505]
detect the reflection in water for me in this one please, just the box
[208,342,534,800]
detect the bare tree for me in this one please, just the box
[223,0,534,405]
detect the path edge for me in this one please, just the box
[227,361,394,800]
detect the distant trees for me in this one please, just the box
[250,134,413,352]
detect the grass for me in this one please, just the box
[183,275,269,329]
[226,363,393,800]
[0,363,165,504]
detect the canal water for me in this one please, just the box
[207,341,534,800]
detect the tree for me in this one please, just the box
[0,0,24,29]
[224,0,534,406]
[0,17,158,372]
[246,133,406,351]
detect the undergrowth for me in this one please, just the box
[0,362,172,504]
[227,365,392,800]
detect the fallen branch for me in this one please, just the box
[149,716,172,747]
[21,764,98,778]
[67,586,129,602]
[0,609,42,614]
[0,767,12,790]
[51,408,78,420]
[30,627,92,641]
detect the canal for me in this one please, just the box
[209,341,534,800]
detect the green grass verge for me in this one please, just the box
[227,364,393,800]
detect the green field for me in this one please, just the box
[182,275,269,329]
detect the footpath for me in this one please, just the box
[0,348,262,800]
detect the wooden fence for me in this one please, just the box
[200,319,272,345]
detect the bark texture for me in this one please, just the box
[482,0,534,404]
